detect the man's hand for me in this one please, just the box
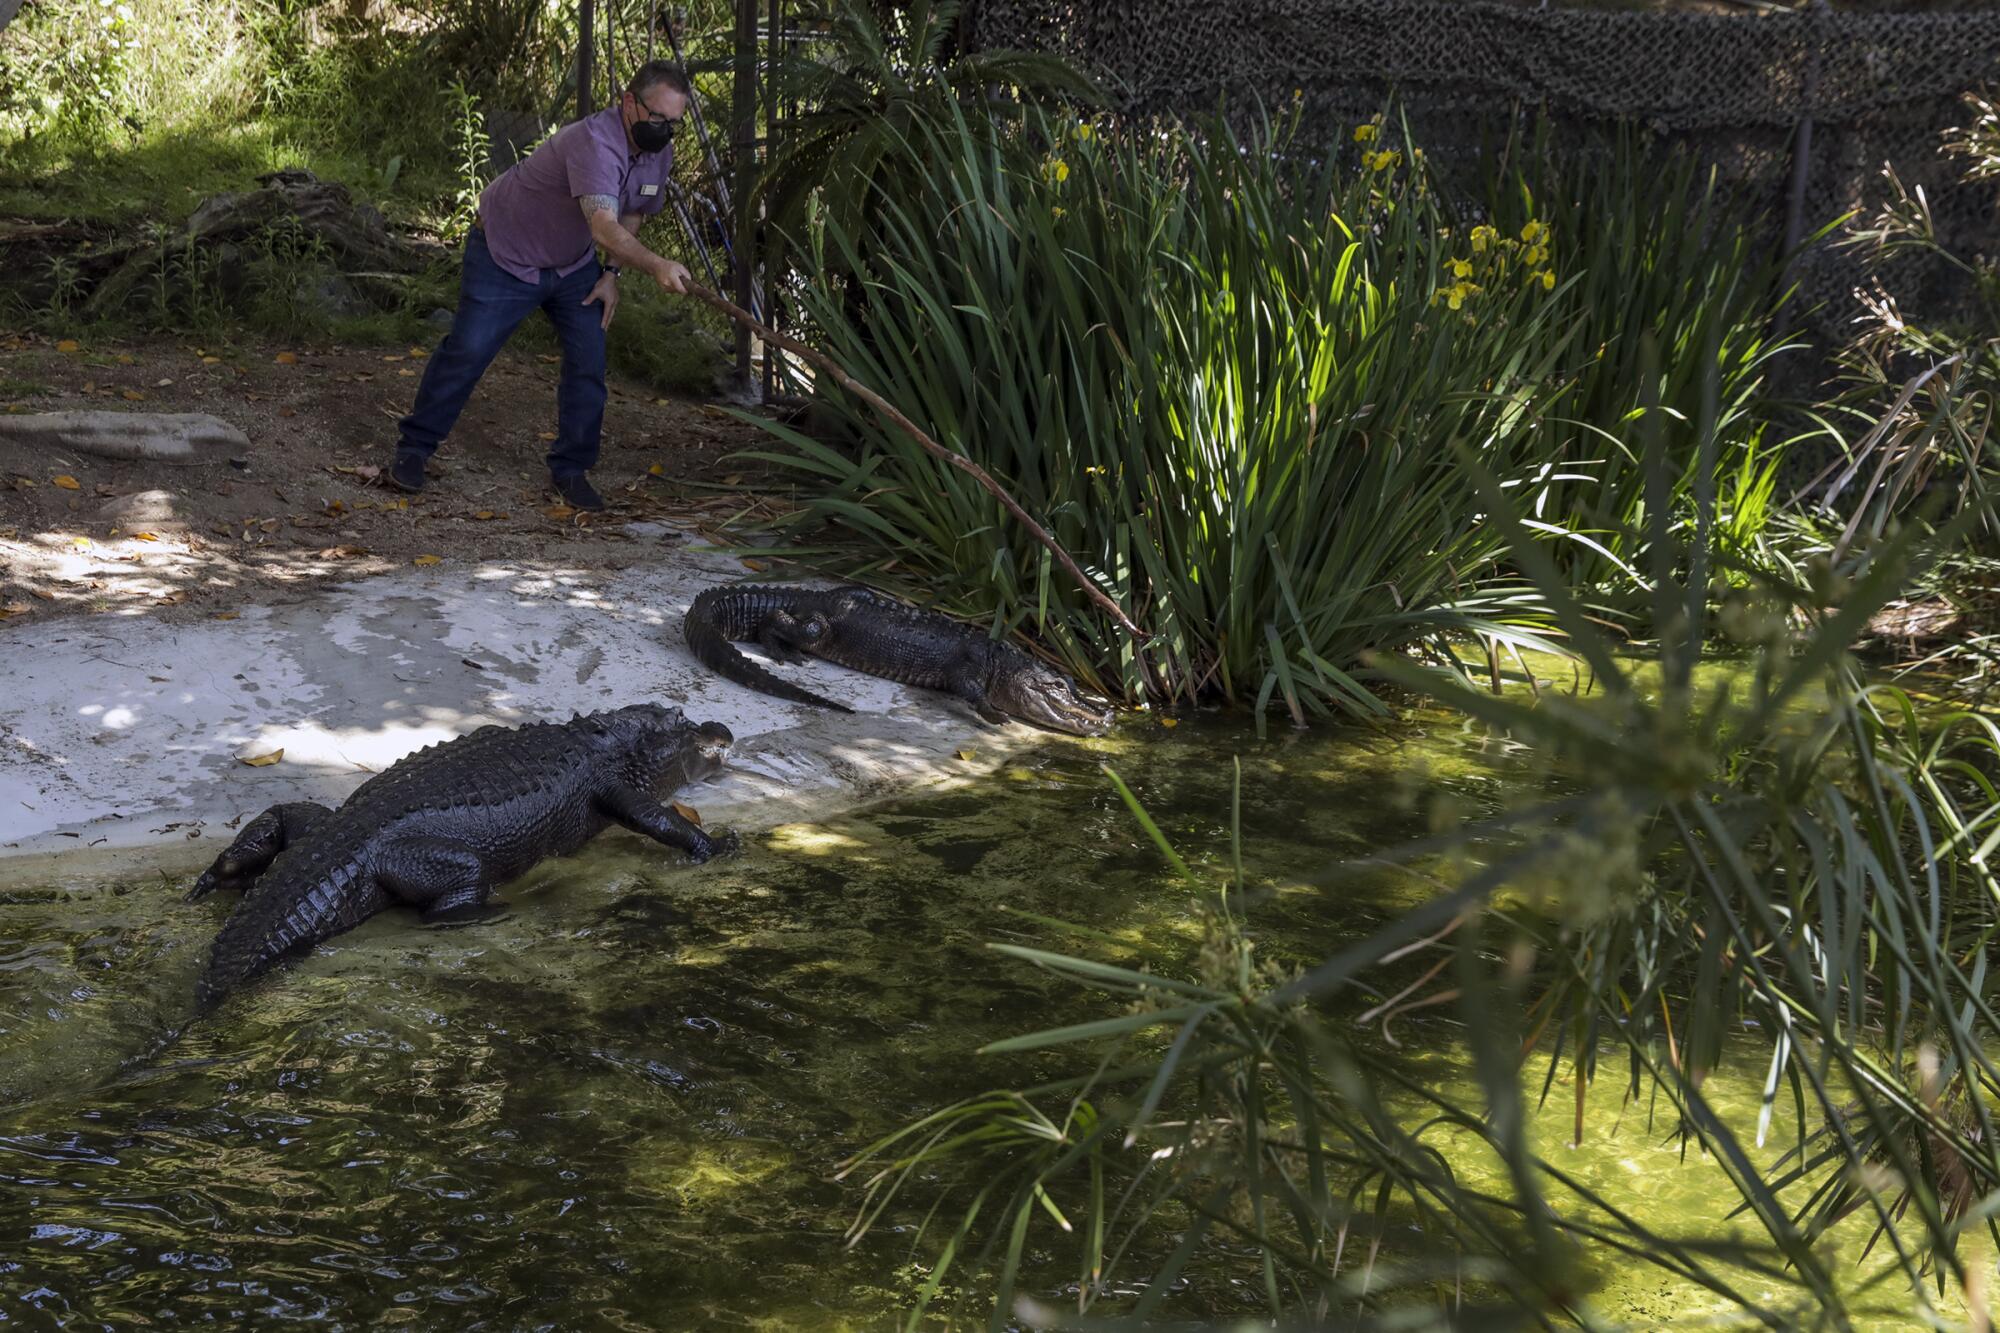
[652,258,690,295]
[582,272,620,330]
[580,200,689,296]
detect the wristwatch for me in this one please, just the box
[604,263,621,278]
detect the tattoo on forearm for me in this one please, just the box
[579,194,618,220]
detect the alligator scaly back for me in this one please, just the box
[187,704,738,1011]
[684,585,855,713]
[195,836,388,1012]
[681,583,1114,735]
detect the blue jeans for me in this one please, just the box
[398,227,607,478]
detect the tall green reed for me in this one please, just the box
[743,103,1791,723]
[1479,127,1800,591]
[747,103,1584,724]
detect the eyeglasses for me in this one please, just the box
[634,93,682,134]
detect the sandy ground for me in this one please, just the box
[0,329,797,628]
[0,330,1047,870]
[0,531,1034,871]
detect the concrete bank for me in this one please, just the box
[0,525,1038,879]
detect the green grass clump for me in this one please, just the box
[744,104,1792,723]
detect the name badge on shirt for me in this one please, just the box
[640,184,659,197]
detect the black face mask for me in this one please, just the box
[632,118,674,154]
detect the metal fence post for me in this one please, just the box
[763,0,781,404]
[1775,0,1829,345]
[732,0,758,390]
[577,0,594,123]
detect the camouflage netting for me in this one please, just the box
[965,0,2000,365]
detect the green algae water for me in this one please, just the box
[0,701,1952,1328]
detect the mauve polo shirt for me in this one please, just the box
[476,104,676,285]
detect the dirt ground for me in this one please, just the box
[0,330,800,628]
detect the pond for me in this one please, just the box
[0,690,1948,1328]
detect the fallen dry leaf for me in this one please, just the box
[51,475,80,490]
[154,377,173,387]
[1159,717,1179,728]
[132,531,158,542]
[537,431,557,441]
[412,554,442,566]
[648,463,666,477]
[538,354,559,363]
[116,354,136,366]
[274,352,300,365]
[122,389,145,401]
[543,504,576,520]
[238,749,284,767]
[319,545,367,559]
[471,510,505,521]
[56,339,80,354]
[408,346,428,358]
[0,602,30,619]
[278,406,297,418]
[30,589,55,601]
[382,354,404,362]
[211,611,239,621]
[355,465,380,481]
[669,800,703,826]
[954,748,977,762]
[201,356,222,365]
[741,558,768,572]
[259,518,282,532]
[155,590,189,605]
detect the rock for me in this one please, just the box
[0,412,251,464]
[83,169,435,319]
[96,489,179,526]
[426,307,455,329]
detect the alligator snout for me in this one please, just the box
[1003,674,1117,737]
[691,720,734,781]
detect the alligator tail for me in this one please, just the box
[194,866,386,1013]
[684,587,854,714]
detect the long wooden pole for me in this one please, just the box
[678,279,1148,642]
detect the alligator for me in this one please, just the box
[186,704,738,1011]
[683,584,1115,736]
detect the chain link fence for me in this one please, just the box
[965,0,2000,361]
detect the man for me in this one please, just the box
[389,61,695,512]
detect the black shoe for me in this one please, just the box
[389,451,428,494]
[551,472,606,512]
